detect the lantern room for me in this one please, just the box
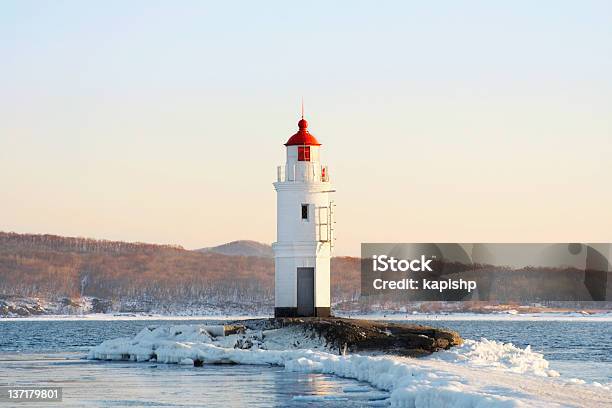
[285,118,321,163]
[278,118,328,183]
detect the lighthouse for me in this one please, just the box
[273,114,334,318]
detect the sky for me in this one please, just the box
[1,1,611,256]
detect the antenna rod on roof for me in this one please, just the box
[301,97,304,119]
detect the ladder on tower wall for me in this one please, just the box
[316,201,335,248]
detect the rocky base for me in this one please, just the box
[235,317,462,356]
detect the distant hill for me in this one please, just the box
[196,240,273,258]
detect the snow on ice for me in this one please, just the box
[88,324,611,408]
[432,338,560,377]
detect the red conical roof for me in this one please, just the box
[285,117,321,146]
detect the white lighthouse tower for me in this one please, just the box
[273,114,334,317]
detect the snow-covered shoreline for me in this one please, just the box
[2,311,611,322]
[86,323,611,407]
[336,311,612,322]
[0,314,268,322]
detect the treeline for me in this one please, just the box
[0,232,183,254]
[0,232,360,305]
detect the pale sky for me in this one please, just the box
[1,1,611,255]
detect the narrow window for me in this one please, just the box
[298,146,310,161]
[301,204,309,220]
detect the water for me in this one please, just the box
[1,318,611,406]
[0,354,381,407]
[0,319,382,407]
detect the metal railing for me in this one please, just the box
[277,164,329,183]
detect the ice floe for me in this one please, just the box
[431,338,560,377]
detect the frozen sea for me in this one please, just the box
[1,316,611,407]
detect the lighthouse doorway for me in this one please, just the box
[297,267,315,316]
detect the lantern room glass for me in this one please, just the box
[297,146,310,161]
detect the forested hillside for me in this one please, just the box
[0,232,360,314]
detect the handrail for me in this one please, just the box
[277,164,330,183]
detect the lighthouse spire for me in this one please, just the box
[301,97,304,119]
